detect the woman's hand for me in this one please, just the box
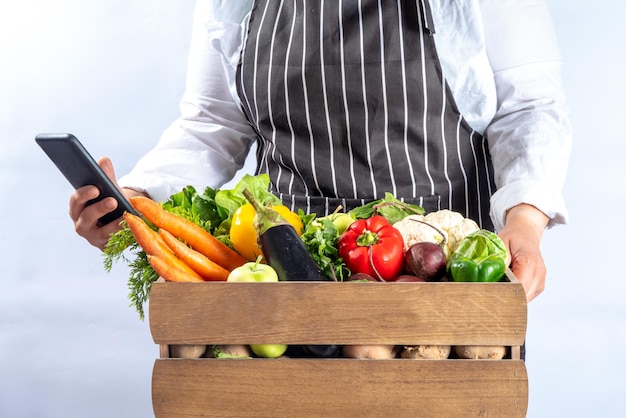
[498,204,550,302]
[69,157,146,251]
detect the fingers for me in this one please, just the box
[70,188,119,250]
[500,204,550,303]
[499,226,546,302]
[509,251,546,302]
[68,156,124,251]
[69,185,99,223]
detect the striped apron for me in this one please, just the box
[236,0,496,230]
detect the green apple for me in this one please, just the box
[227,258,285,357]
[318,212,355,235]
[330,213,355,234]
[227,257,279,282]
[250,343,288,358]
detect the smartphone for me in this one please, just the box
[35,133,138,225]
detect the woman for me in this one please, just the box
[70,0,571,303]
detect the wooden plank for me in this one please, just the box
[152,358,528,417]
[159,344,169,359]
[511,345,521,361]
[149,279,526,346]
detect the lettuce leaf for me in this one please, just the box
[215,173,281,218]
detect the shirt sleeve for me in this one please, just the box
[480,0,573,231]
[117,0,256,202]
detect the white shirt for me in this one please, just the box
[118,0,572,231]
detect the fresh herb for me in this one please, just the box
[300,212,350,282]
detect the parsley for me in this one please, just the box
[300,213,350,282]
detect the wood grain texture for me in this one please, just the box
[149,279,526,346]
[152,358,528,417]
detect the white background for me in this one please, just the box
[1,1,623,417]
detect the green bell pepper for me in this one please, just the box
[448,230,508,283]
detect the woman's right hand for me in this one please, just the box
[69,157,145,251]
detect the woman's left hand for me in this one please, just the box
[498,204,550,302]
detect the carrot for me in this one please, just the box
[123,211,204,281]
[129,196,247,271]
[147,255,204,283]
[158,228,230,281]
[124,211,174,257]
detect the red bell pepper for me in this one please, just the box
[337,215,405,281]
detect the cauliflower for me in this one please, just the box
[393,214,443,251]
[424,210,479,256]
[393,210,479,258]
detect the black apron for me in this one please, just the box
[236,0,496,230]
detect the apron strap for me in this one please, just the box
[420,0,436,34]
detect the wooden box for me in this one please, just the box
[149,271,528,417]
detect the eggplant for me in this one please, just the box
[257,224,329,281]
[243,189,328,282]
[302,344,342,358]
[287,344,342,358]
[287,345,342,358]
[243,189,335,357]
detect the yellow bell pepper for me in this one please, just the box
[230,203,303,261]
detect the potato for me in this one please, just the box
[169,344,207,358]
[208,344,253,358]
[400,345,451,360]
[454,345,507,360]
[342,344,399,359]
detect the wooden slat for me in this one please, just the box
[152,358,528,417]
[149,278,526,346]
[511,345,521,360]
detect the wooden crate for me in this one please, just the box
[149,271,528,417]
